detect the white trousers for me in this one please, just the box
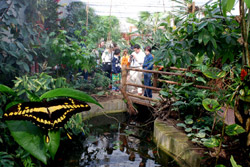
[129,67,143,94]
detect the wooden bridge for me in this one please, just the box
[120,66,214,115]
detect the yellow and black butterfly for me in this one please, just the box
[3,98,91,130]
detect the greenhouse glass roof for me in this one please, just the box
[60,0,239,32]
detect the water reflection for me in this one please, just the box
[79,121,177,167]
[54,113,180,167]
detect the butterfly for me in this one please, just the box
[3,98,91,130]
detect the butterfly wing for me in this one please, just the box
[3,102,53,129]
[47,98,91,129]
[3,98,91,130]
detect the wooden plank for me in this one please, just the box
[126,67,185,76]
[126,82,161,91]
[157,79,214,90]
[169,67,201,73]
[127,92,159,102]
[130,98,153,107]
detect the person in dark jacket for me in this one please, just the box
[111,49,121,91]
[142,46,154,98]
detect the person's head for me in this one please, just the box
[123,49,128,56]
[145,46,151,55]
[133,44,141,54]
[100,41,105,48]
[105,41,113,52]
[113,42,118,49]
[114,48,121,56]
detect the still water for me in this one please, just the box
[55,113,179,167]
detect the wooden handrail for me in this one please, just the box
[157,79,214,90]
[126,67,185,76]
[126,82,161,91]
[127,93,159,102]
[155,66,202,73]
[121,66,215,114]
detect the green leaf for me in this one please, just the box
[203,67,226,79]
[203,137,220,148]
[216,165,226,167]
[196,77,206,84]
[198,31,203,44]
[230,155,242,167]
[184,118,193,125]
[245,0,250,8]
[207,23,215,34]
[5,101,23,111]
[222,0,236,16]
[0,84,16,96]
[196,132,206,138]
[226,0,236,12]
[203,32,210,46]
[187,24,193,34]
[159,90,169,97]
[198,22,208,31]
[6,121,48,164]
[25,89,41,102]
[210,37,217,49]
[22,62,30,72]
[225,124,245,136]
[202,98,221,112]
[185,128,192,132]
[172,101,186,106]
[46,130,60,160]
[176,123,186,128]
[185,72,196,77]
[181,83,193,87]
[40,88,102,108]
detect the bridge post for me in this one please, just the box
[121,65,137,115]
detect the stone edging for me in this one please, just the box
[153,119,201,167]
[81,99,127,121]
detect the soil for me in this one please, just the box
[91,91,123,102]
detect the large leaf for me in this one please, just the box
[184,118,193,125]
[203,137,220,148]
[0,84,16,96]
[40,88,102,108]
[202,98,221,112]
[25,89,41,102]
[6,121,48,164]
[225,124,245,136]
[203,67,226,79]
[245,0,250,8]
[46,130,60,160]
[230,155,242,167]
[222,0,236,16]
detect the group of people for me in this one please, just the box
[101,41,154,98]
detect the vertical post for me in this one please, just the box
[192,2,195,13]
[120,66,137,115]
[121,65,127,92]
[153,73,158,88]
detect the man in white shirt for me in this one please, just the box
[101,41,113,79]
[129,44,146,95]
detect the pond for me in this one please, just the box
[52,112,180,167]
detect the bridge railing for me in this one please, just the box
[120,65,214,115]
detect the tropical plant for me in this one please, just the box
[0,0,59,86]
[0,84,101,165]
[50,30,97,72]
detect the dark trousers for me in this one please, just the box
[102,63,111,79]
[144,73,152,98]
